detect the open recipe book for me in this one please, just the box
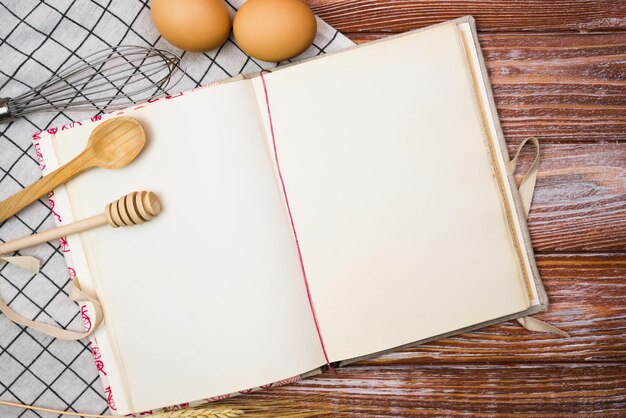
[35,17,548,415]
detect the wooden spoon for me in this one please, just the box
[0,117,145,223]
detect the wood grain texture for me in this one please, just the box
[247,363,626,416]
[348,32,626,142]
[358,255,626,365]
[238,257,626,416]
[307,0,626,33]
[522,143,626,252]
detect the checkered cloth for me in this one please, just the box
[0,2,353,416]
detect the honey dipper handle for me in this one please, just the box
[0,214,107,255]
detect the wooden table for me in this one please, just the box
[244,1,626,416]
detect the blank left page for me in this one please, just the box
[49,80,326,414]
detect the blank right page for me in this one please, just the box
[252,22,530,362]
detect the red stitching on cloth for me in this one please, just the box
[259,70,333,370]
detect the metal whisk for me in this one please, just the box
[0,45,184,123]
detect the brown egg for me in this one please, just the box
[151,0,231,53]
[233,0,317,62]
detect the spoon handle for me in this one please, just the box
[0,153,93,224]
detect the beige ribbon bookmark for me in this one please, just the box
[0,255,40,273]
[507,137,568,338]
[0,256,102,340]
[517,316,568,338]
[506,136,541,218]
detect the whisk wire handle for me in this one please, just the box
[0,98,11,122]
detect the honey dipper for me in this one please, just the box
[0,191,160,255]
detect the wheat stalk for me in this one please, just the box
[152,405,330,418]
[151,398,339,418]
[152,407,244,418]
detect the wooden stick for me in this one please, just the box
[0,191,160,255]
[0,214,107,254]
[0,399,109,418]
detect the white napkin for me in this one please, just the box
[0,1,353,415]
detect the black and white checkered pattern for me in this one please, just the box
[0,1,353,416]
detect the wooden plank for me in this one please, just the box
[244,363,626,416]
[348,32,626,142]
[525,144,625,252]
[359,255,626,365]
[485,33,626,143]
[239,256,626,414]
[308,0,626,33]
